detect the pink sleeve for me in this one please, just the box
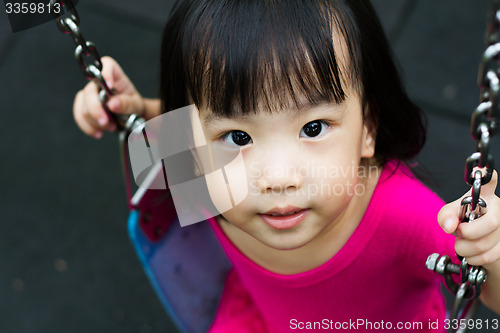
[209,269,269,333]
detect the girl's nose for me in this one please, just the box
[256,146,304,194]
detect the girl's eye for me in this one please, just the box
[221,130,253,146]
[300,120,329,138]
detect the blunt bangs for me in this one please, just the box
[161,0,427,165]
[178,0,361,116]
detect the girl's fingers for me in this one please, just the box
[101,56,135,95]
[74,96,102,139]
[452,171,500,265]
[455,228,500,258]
[82,109,116,133]
[75,82,116,136]
[83,81,109,127]
[100,56,116,88]
[106,97,121,113]
[463,240,500,267]
[106,94,144,116]
[455,170,499,239]
[456,206,500,240]
[73,57,140,138]
[99,57,144,116]
[437,197,463,234]
[438,170,499,236]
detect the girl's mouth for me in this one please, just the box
[258,207,310,230]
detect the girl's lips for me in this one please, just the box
[258,209,310,230]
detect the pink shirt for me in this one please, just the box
[207,161,456,332]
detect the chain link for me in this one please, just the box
[50,0,145,204]
[427,1,500,331]
[468,0,500,206]
[50,0,79,33]
[49,0,129,129]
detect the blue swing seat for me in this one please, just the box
[127,186,232,333]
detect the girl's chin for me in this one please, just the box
[254,233,316,251]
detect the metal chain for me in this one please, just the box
[426,1,500,332]
[50,0,145,204]
[49,0,130,129]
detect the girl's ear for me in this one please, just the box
[360,116,376,159]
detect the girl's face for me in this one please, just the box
[192,89,376,250]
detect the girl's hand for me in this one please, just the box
[73,56,146,139]
[438,170,500,270]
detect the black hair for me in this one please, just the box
[160,0,426,165]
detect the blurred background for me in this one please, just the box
[0,0,499,332]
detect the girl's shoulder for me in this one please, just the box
[371,160,446,235]
[377,160,445,210]
[373,160,454,261]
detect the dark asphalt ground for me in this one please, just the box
[1,0,500,332]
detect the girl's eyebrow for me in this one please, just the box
[201,113,251,125]
[201,113,219,125]
[300,101,347,115]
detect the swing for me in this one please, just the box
[49,1,500,332]
[49,2,231,331]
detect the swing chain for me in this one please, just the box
[49,0,130,130]
[427,1,500,331]
[465,0,500,237]
[50,0,145,204]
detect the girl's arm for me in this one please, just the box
[438,171,500,314]
[141,98,162,121]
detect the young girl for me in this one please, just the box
[73,0,500,331]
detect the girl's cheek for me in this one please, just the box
[223,152,250,204]
[205,150,250,213]
[205,172,234,214]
